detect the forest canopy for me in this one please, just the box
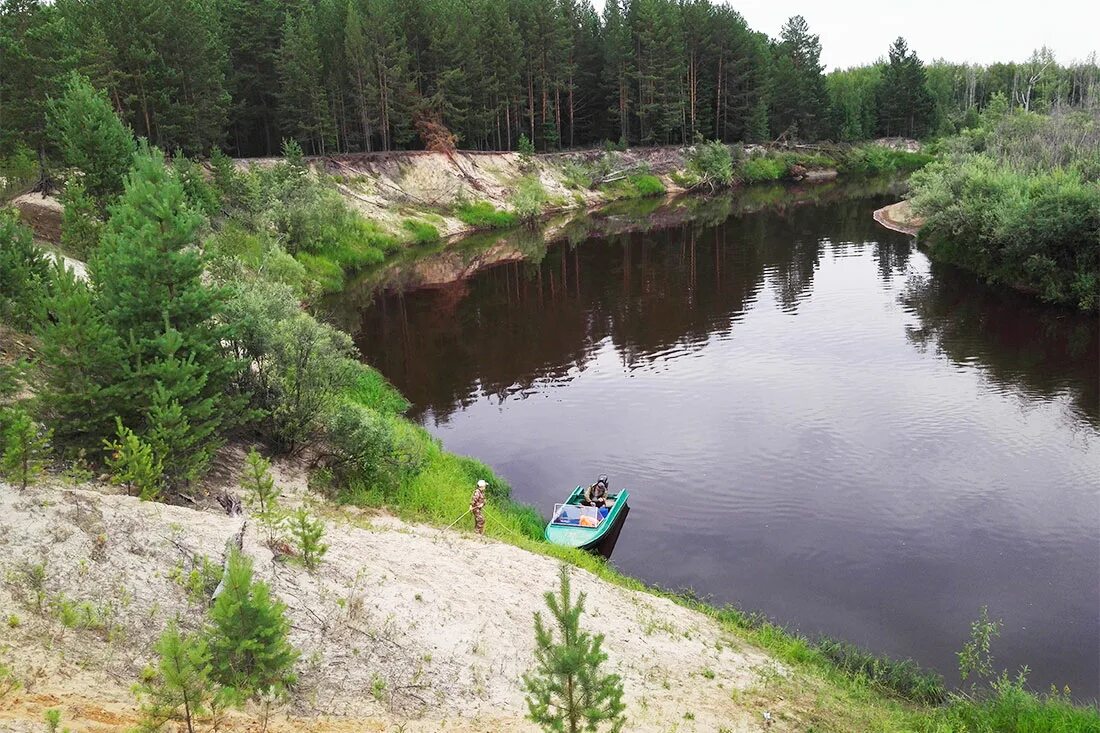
[2,0,1098,159]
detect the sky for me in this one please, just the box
[591,0,1100,71]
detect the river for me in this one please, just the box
[344,182,1100,697]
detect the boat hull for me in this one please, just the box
[544,486,630,551]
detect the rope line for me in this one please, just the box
[443,508,471,531]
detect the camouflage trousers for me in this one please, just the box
[473,508,485,534]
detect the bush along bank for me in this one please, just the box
[909,108,1100,312]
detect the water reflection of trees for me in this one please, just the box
[901,265,1099,426]
[356,192,905,423]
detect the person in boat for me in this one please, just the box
[583,474,612,508]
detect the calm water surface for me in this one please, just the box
[347,184,1100,696]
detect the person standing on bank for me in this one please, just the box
[471,479,487,534]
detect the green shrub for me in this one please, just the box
[511,175,549,222]
[294,252,345,293]
[206,224,307,293]
[930,676,1100,733]
[629,173,666,197]
[738,155,787,183]
[454,200,518,229]
[686,140,734,190]
[910,154,1100,311]
[600,171,667,199]
[265,313,361,452]
[402,218,440,244]
[317,401,399,493]
[232,158,395,290]
[560,161,594,190]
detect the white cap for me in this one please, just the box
[477,479,488,487]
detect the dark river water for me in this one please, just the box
[345,183,1100,697]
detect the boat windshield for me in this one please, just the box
[552,503,602,527]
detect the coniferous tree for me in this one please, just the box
[523,566,626,733]
[768,15,827,140]
[876,37,935,138]
[134,623,217,733]
[479,0,523,149]
[630,0,683,144]
[217,0,287,155]
[90,146,245,470]
[287,507,327,570]
[601,0,632,144]
[0,0,63,157]
[207,550,298,699]
[142,328,223,489]
[0,211,49,331]
[58,181,104,258]
[277,6,335,154]
[47,72,136,207]
[36,263,129,454]
[103,418,163,500]
[1,408,50,490]
[241,448,281,537]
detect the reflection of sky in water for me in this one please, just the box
[356,192,1100,696]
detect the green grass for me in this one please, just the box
[928,676,1100,733]
[838,145,934,176]
[511,175,550,221]
[815,637,946,704]
[738,156,788,183]
[401,218,441,245]
[294,252,346,293]
[454,200,519,229]
[345,367,410,415]
[601,172,667,199]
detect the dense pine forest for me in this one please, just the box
[2,0,1099,159]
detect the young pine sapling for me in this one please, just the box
[1,408,51,490]
[287,508,327,570]
[103,419,162,501]
[523,566,626,733]
[241,448,281,541]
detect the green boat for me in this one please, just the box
[544,486,630,551]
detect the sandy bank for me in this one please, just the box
[0,478,791,732]
[873,200,923,236]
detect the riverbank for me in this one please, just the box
[0,476,918,733]
[873,199,924,236]
[10,141,926,296]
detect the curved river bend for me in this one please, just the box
[345,184,1100,696]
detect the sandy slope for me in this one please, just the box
[0,479,784,732]
[872,200,924,236]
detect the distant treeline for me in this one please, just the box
[1,0,1099,158]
